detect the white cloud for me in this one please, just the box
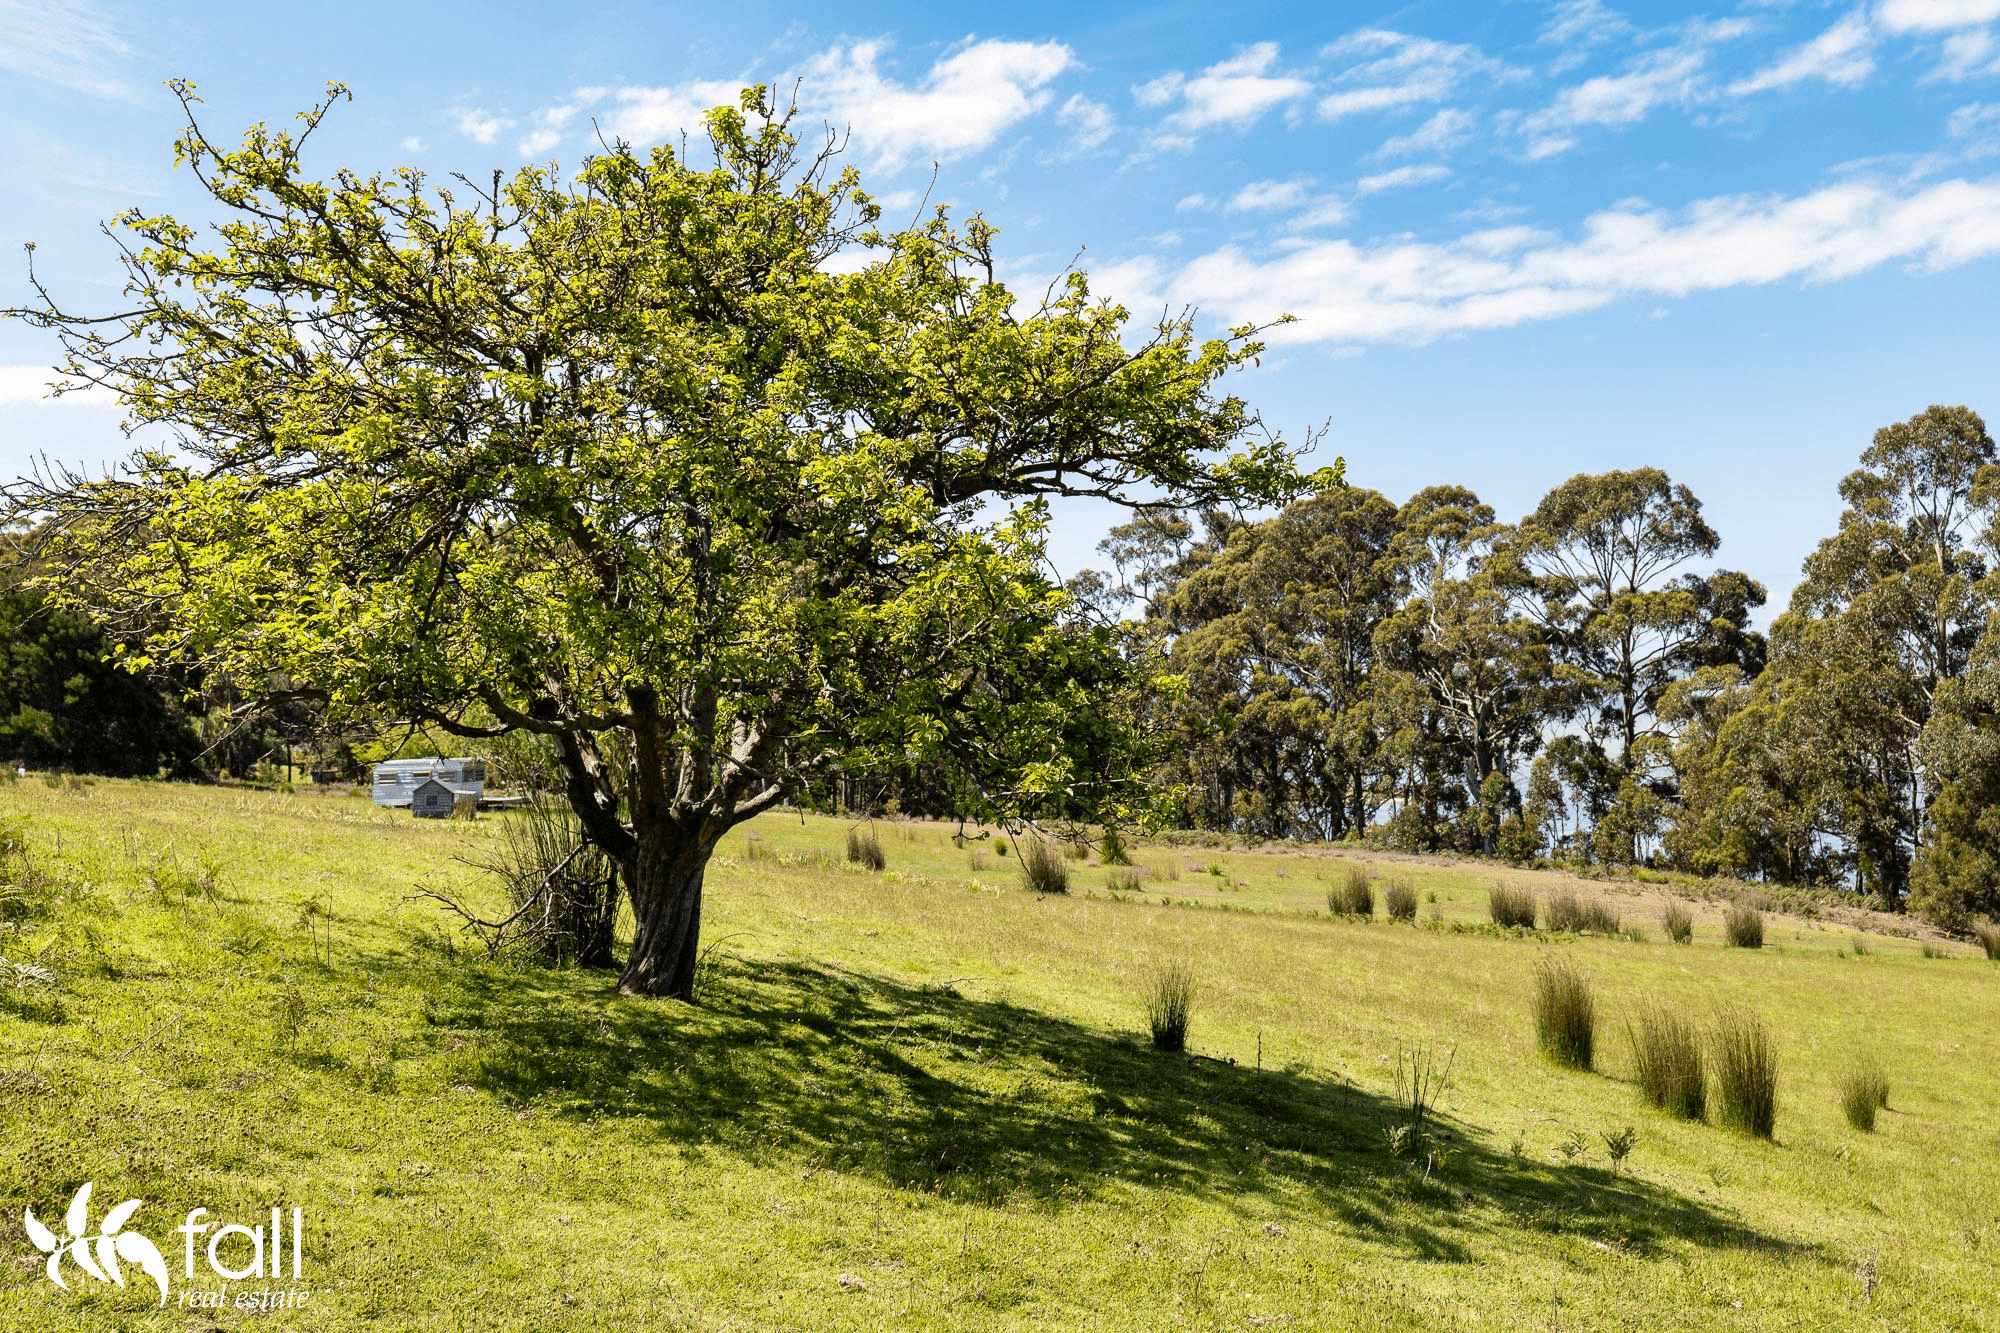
[0,0,134,99]
[1520,23,1748,154]
[454,108,514,145]
[1214,178,1349,228]
[1228,178,1314,211]
[1933,26,2000,79]
[1540,0,1633,60]
[1876,0,2000,33]
[1318,30,1514,121]
[1373,107,1478,158]
[1141,173,2000,345]
[809,38,1074,169]
[1951,100,2000,134]
[1731,10,1876,94]
[517,96,595,157]
[604,81,750,147]
[1138,43,1313,130]
[1357,164,1453,194]
[0,366,100,407]
[402,136,425,152]
[1056,93,1114,151]
[1948,101,2000,156]
[1176,192,1211,211]
[1290,198,1352,229]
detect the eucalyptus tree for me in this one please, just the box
[1373,486,1553,851]
[1512,469,1764,862]
[1784,405,1998,897]
[0,84,1332,997]
[1912,616,2000,925]
[1151,487,1397,839]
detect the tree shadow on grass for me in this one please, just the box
[424,952,1815,1267]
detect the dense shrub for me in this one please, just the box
[1712,1008,1779,1138]
[1489,883,1538,929]
[1628,1005,1705,1120]
[1532,956,1595,1071]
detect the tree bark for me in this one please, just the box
[617,825,716,998]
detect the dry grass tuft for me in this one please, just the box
[1019,838,1070,894]
[845,824,886,871]
[1724,902,1764,949]
[1105,868,1144,894]
[1382,876,1418,922]
[1661,901,1694,944]
[1489,882,1538,929]
[1329,864,1374,918]
[1973,920,2000,960]
[1545,889,1619,935]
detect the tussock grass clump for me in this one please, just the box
[1143,959,1196,1052]
[1531,957,1595,1071]
[1712,1008,1779,1138]
[1489,883,1538,929]
[1545,890,1620,935]
[1019,838,1070,894]
[1329,864,1374,918]
[1839,1065,1889,1132]
[1920,941,1949,959]
[845,825,886,871]
[1105,868,1144,893]
[1723,902,1764,948]
[1661,901,1694,944]
[1383,876,1418,922]
[1972,920,2000,960]
[1627,1005,1706,1120]
[969,850,990,872]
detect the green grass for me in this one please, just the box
[3,781,2000,1328]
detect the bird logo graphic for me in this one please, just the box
[24,1182,172,1306]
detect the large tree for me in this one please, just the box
[1,84,1329,997]
[1373,486,1553,852]
[1150,488,1398,840]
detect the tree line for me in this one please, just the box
[1072,405,2000,930]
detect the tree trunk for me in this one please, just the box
[617,828,715,998]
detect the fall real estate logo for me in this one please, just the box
[24,1182,312,1312]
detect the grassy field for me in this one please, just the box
[2,778,1997,1330]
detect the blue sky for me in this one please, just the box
[5,0,2000,611]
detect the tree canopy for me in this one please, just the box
[1,83,1333,996]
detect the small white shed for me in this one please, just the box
[410,777,457,819]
